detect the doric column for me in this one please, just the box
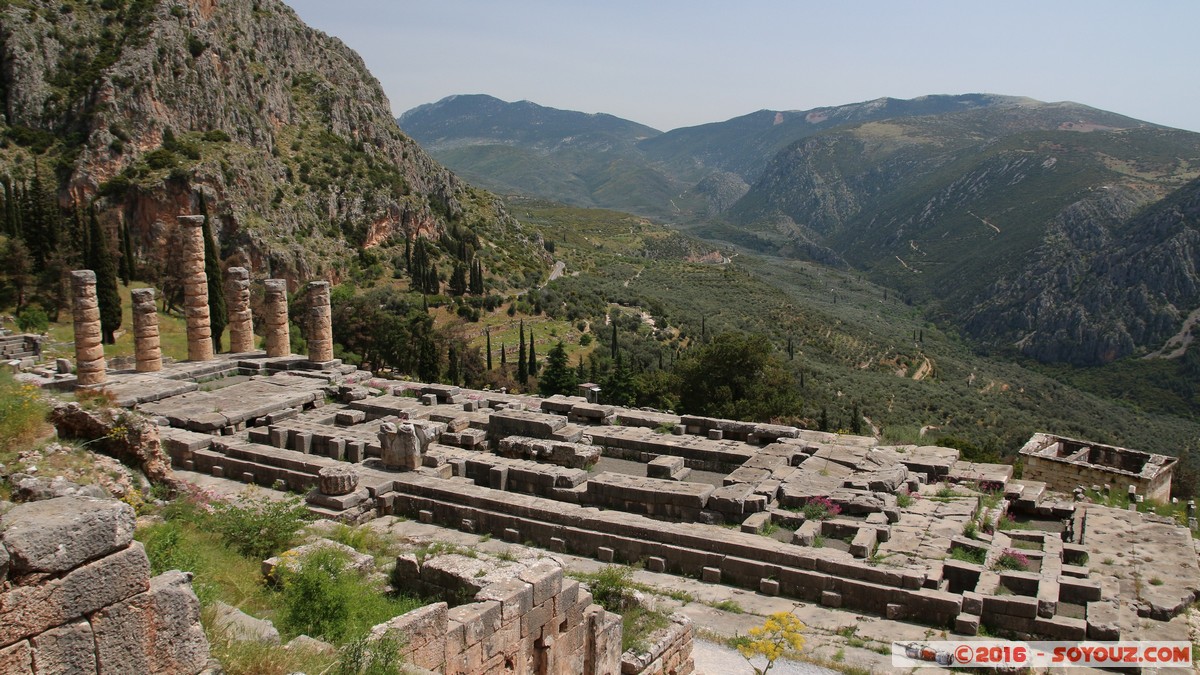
[307,280,333,363]
[178,215,213,361]
[131,287,162,372]
[70,270,106,386]
[264,278,290,358]
[225,266,254,353]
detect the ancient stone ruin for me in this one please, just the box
[1019,432,1178,503]
[16,319,1199,673]
[177,215,214,363]
[131,287,163,373]
[92,354,1191,655]
[224,266,255,354]
[69,270,105,387]
[0,496,208,674]
[263,278,291,359]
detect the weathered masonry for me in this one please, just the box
[1018,433,1177,503]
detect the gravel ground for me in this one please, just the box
[693,639,838,675]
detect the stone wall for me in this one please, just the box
[1018,433,1177,502]
[385,553,625,675]
[0,496,209,674]
[620,617,693,675]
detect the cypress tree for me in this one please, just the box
[200,195,227,352]
[24,165,55,268]
[500,342,507,367]
[446,343,460,385]
[1,176,16,238]
[87,206,121,344]
[469,258,484,294]
[517,321,527,384]
[118,222,132,286]
[610,322,617,361]
[538,341,576,397]
[528,330,538,377]
[485,328,493,370]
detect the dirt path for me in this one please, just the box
[911,356,933,380]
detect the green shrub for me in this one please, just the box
[208,492,311,560]
[277,547,423,644]
[16,305,49,333]
[141,520,200,577]
[0,371,50,460]
[586,565,634,612]
[949,545,986,565]
[332,631,406,675]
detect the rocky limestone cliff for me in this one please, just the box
[964,178,1200,364]
[0,0,545,286]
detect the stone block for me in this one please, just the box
[372,602,448,671]
[760,579,780,596]
[1059,577,1101,604]
[820,590,842,608]
[740,512,771,534]
[1086,601,1120,640]
[30,619,95,674]
[849,527,877,559]
[961,591,983,616]
[954,613,980,636]
[701,567,721,583]
[647,455,685,479]
[521,600,553,638]
[518,561,563,607]
[1033,615,1086,641]
[998,570,1040,597]
[0,640,32,675]
[476,578,533,624]
[211,601,280,644]
[646,557,666,573]
[503,528,520,543]
[597,547,615,563]
[91,570,209,675]
[0,496,135,574]
[489,466,509,491]
[0,542,150,647]
[447,601,502,647]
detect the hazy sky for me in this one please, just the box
[285,0,1200,133]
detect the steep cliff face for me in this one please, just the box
[0,0,544,286]
[963,178,1200,364]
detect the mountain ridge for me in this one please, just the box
[398,92,1200,365]
[0,0,547,290]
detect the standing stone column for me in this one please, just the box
[225,267,254,353]
[70,270,106,386]
[307,280,333,363]
[131,288,162,372]
[178,215,213,361]
[264,279,290,358]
